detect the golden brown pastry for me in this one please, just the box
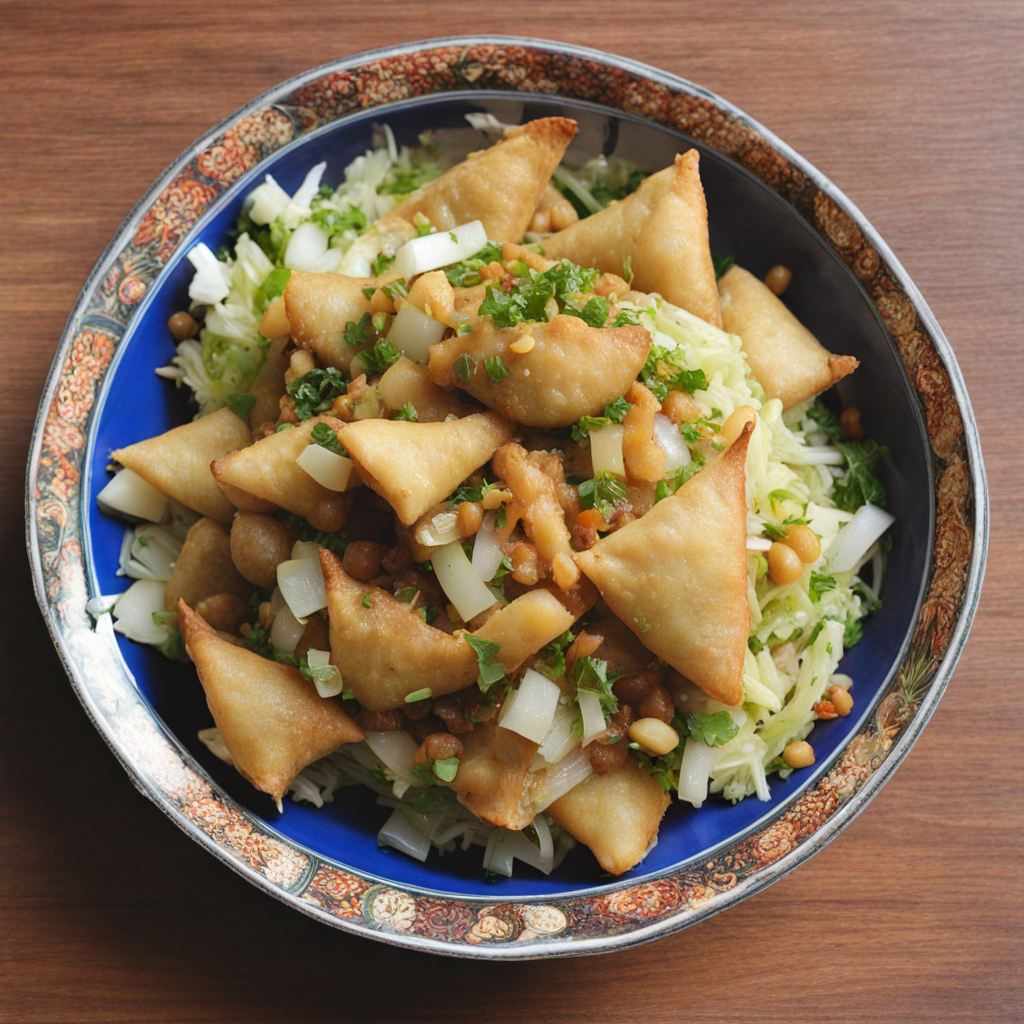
[111,407,249,524]
[718,264,859,409]
[575,423,754,706]
[428,315,651,429]
[178,600,363,807]
[376,355,481,422]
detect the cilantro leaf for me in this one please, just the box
[564,295,610,327]
[345,312,374,348]
[570,397,633,442]
[357,338,401,375]
[536,629,575,681]
[843,614,863,648]
[833,438,889,512]
[371,252,396,277]
[463,634,507,693]
[577,472,627,518]
[381,278,408,302]
[405,687,432,703]
[454,353,475,382]
[286,367,347,420]
[310,422,345,455]
[309,201,366,238]
[484,355,510,382]
[444,242,504,288]
[394,402,418,422]
[687,711,738,747]
[571,655,619,715]
[809,571,837,602]
[612,308,640,327]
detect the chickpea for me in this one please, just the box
[828,685,854,717]
[307,494,348,534]
[661,390,701,424]
[481,488,512,511]
[627,718,681,757]
[767,541,804,585]
[719,405,757,448]
[259,296,290,340]
[510,542,540,586]
[230,513,297,589]
[841,406,865,440]
[764,265,793,295]
[781,523,822,564]
[380,544,412,574]
[343,541,387,583]
[167,311,199,343]
[638,682,675,725]
[355,708,404,732]
[510,333,535,354]
[457,501,484,537]
[613,671,659,704]
[413,732,464,765]
[783,740,815,769]
[549,198,579,231]
[589,737,629,775]
[403,695,434,721]
[433,696,472,734]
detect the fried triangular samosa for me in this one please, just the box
[211,416,349,532]
[718,264,859,409]
[381,117,578,243]
[284,271,383,372]
[575,422,753,705]
[544,151,721,326]
[377,355,481,422]
[111,407,249,524]
[245,336,290,429]
[545,755,671,875]
[429,315,651,429]
[178,601,363,806]
[165,517,251,613]
[448,722,538,830]
[341,412,514,525]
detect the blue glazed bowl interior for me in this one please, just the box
[84,92,932,899]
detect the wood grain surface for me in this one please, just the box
[2,2,1021,1021]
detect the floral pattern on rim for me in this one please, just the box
[28,39,981,955]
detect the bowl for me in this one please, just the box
[27,37,987,958]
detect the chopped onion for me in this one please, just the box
[341,253,373,278]
[797,447,845,465]
[365,730,420,785]
[431,541,497,621]
[471,511,507,582]
[391,220,488,280]
[277,556,327,620]
[414,508,462,548]
[290,161,327,211]
[291,540,321,561]
[499,669,561,744]
[531,744,593,812]
[589,423,625,477]
[269,602,306,654]
[112,580,172,645]
[482,818,555,876]
[97,468,168,524]
[678,739,721,808]
[314,247,344,274]
[746,536,773,552]
[386,304,448,363]
[117,524,181,582]
[828,503,896,574]
[377,807,432,862]
[246,175,291,225]
[305,648,343,698]
[186,242,232,304]
[653,413,691,473]
[536,700,582,765]
[284,221,330,271]
[296,443,354,491]
[578,691,607,747]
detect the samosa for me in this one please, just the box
[575,422,754,705]
[111,407,249,524]
[544,151,721,326]
[178,601,363,807]
[340,412,513,525]
[380,118,578,243]
[377,356,480,422]
[429,315,650,430]
[718,264,859,409]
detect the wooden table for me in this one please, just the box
[3,3,1020,1020]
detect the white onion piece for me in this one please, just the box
[578,690,607,747]
[471,511,506,582]
[97,468,168,524]
[296,443,354,491]
[186,242,232,304]
[499,669,561,745]
[284,221,330,271]
[111,580,172,645]
[117,524,182,581]
[482,819,555,876]
[536,701,582,764]
[246,175,291,225]
[386,304,448,363]
[290,161,327,210]
[365,730,420,784]
[377,807,432,862]
[341,253,373,278]
[828,503,896,573]
[269,603,306,654]
[652,329,678,351]
[277,556,327,620]
[291,540,321,561]
[678,739,721,808]
[531,744,593,812]
[589,423,625,477]
[415,509,462,548]
[268,586,285,618]
[796,447,845,465]
[431,541,497,621]
[305,648,343,698]
[314,247,344,274]
[653,413,691,473]
[746,536,773,552]
[391,219,488,279]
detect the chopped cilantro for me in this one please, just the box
[763,522,789,541]
[536,629,575,681]
[287,367,347,420]
[478,259,601,329]
[687,710,739,747]
[362,285,376,300]
[653,451,706,502]
[309,202,366,238]
[622,255,633,284]
[578,472,627,518]
[395,402,418,422]
[612,308,640,327]
[563,295,610,327]
[571,655,619,715]
[395,587,419,603]
[405,687,432,703]
[357,338,401,375]
[345,312,374,348]
[454,353,475,382]
[484,355,510,382]
[748,635,765,655]
[381,278,408,302]
[371,252,396,276]
[418,606,439,625]
[432,757,459,783]
[463,634,507,693]
[843,614,864,648]
[833,438,889,512]
[361,593,372,608]
[310,421,345,455]
[456,322,474,336]
[444,242,504,288]
[809,571,837,602]
[570,396,633,442]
